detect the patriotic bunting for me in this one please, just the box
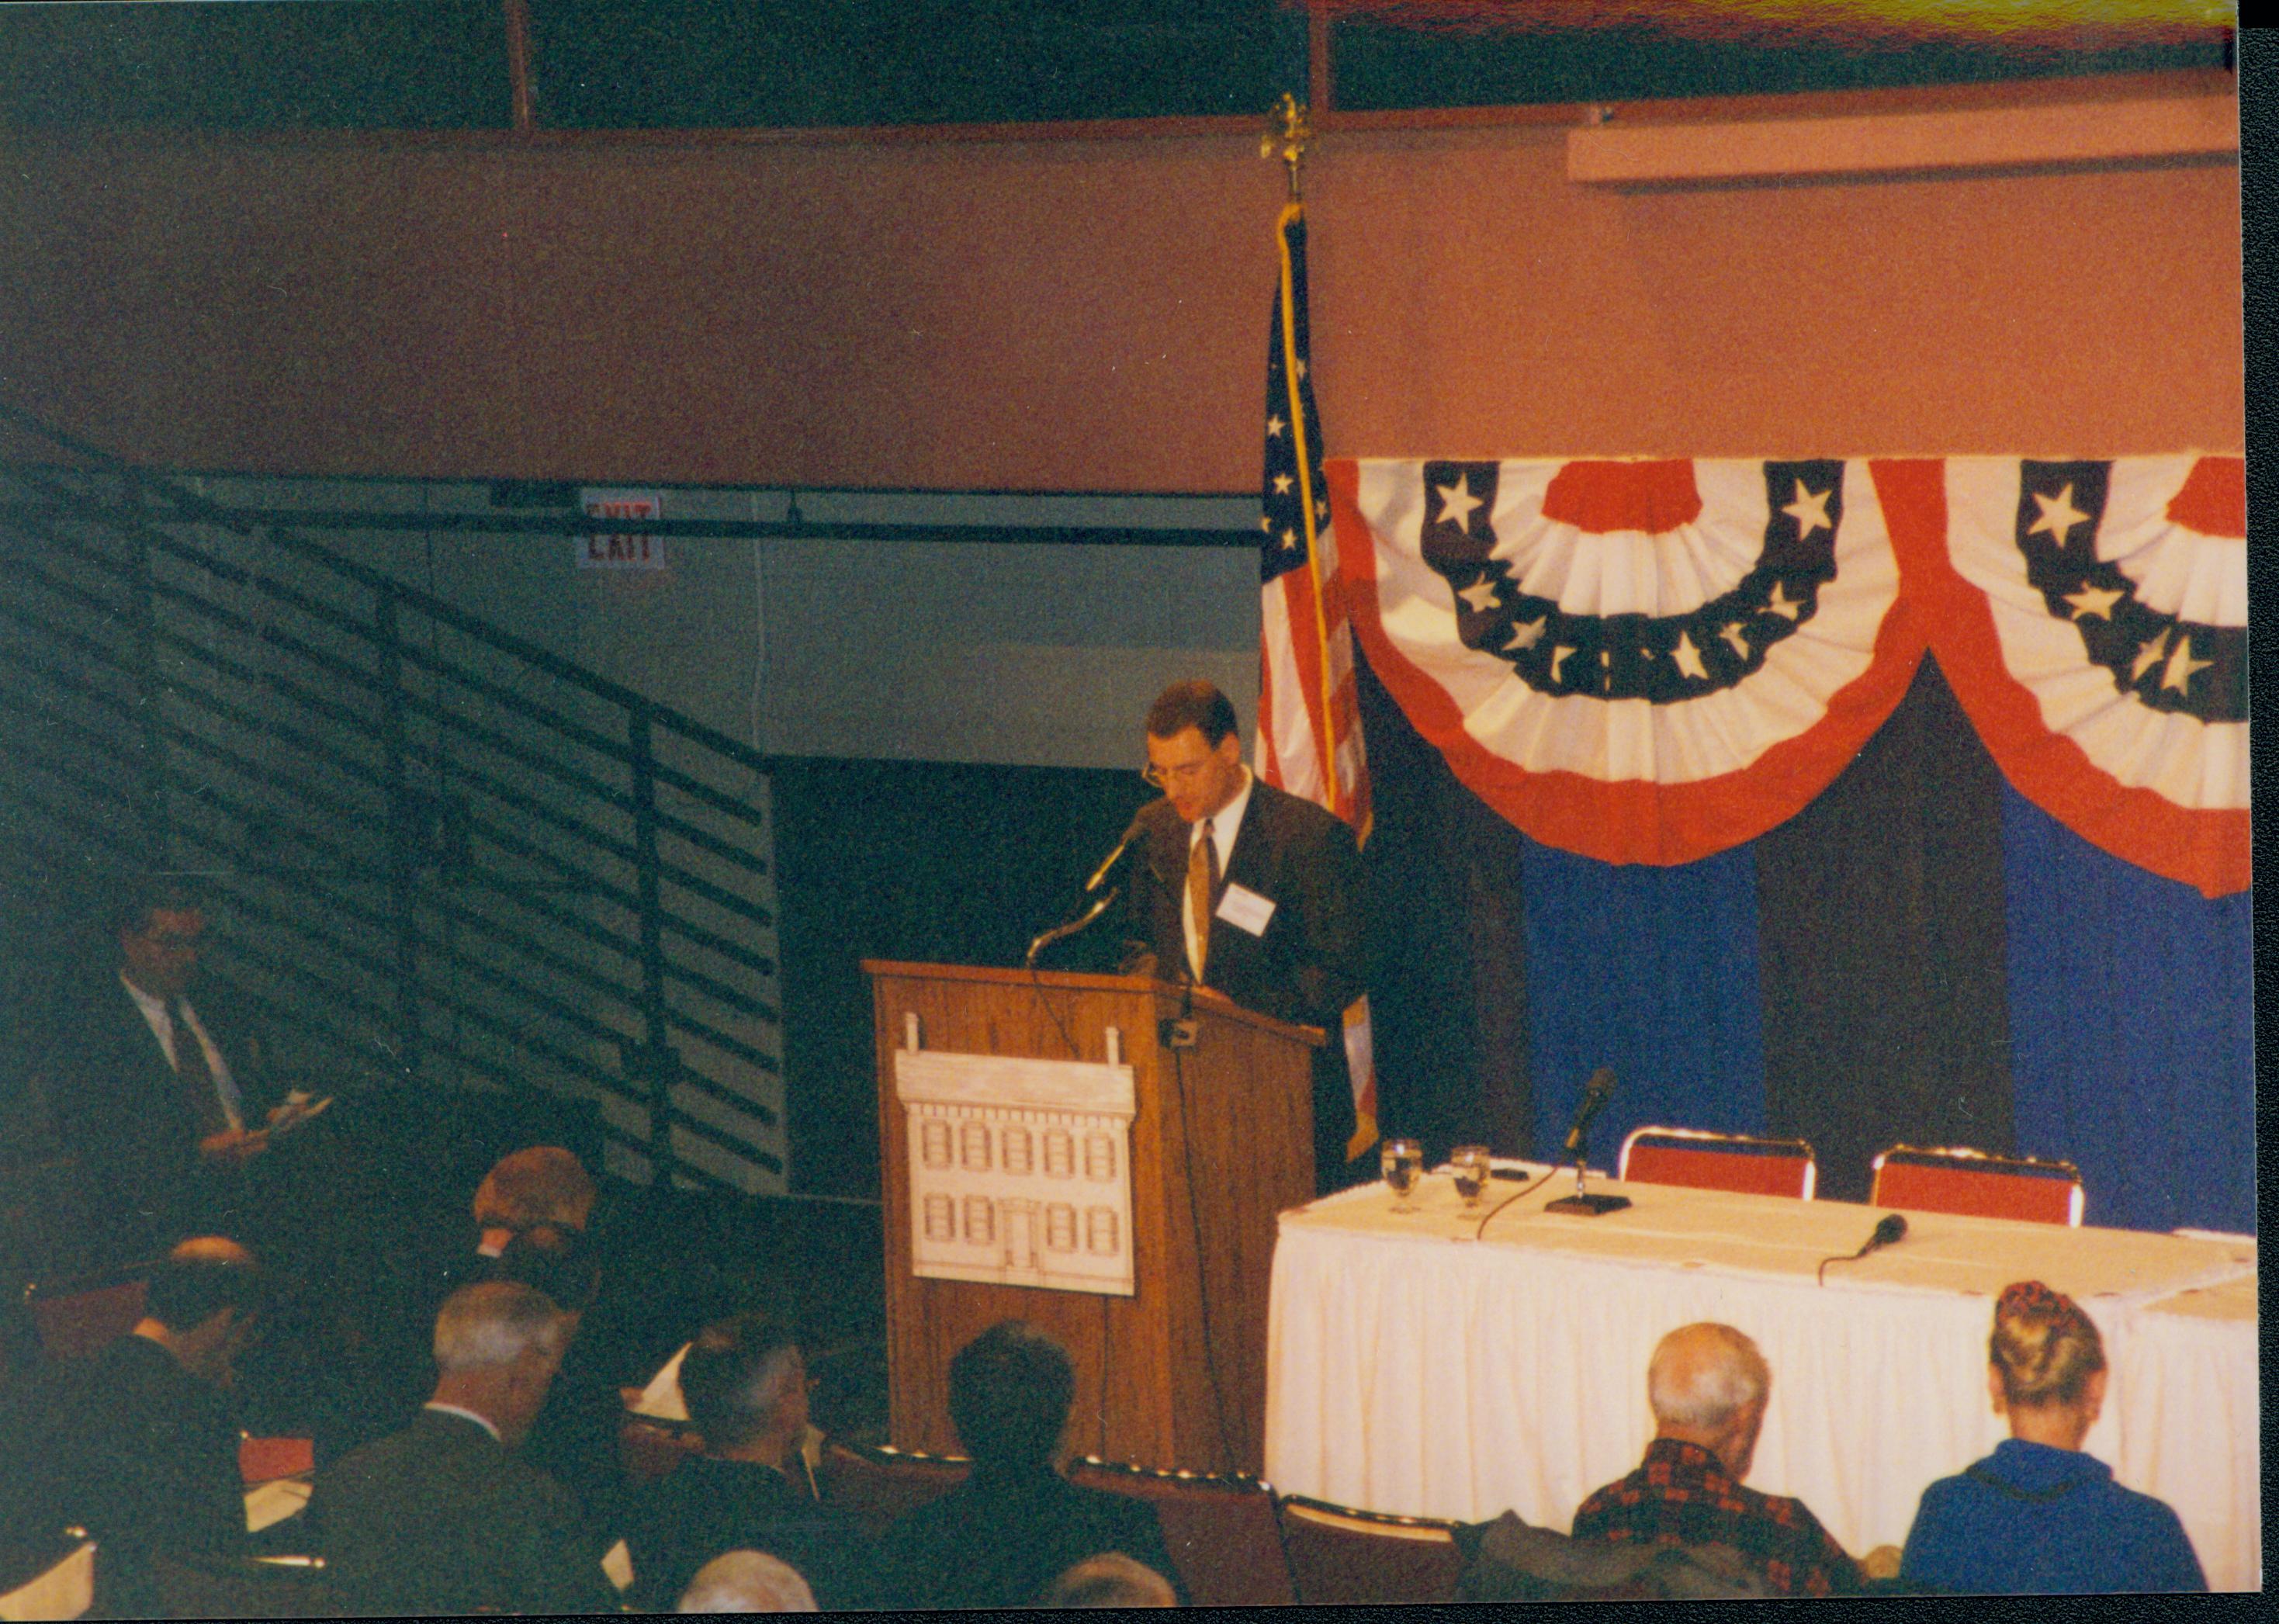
[1328,452,2248,896]
[1880,455,2248,899]
[1327,455,1927,867]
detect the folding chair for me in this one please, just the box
[1869,1144,2083,1225]
[1276,1494,1465,1605]
[23,1266,151,1361]
[1068,1457,1296,1605]
[1618,1127,1817,1200]
[0,1531,94,1622]
[815,1439,970,1543]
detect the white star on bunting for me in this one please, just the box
[2129,628,2171,681]
[1782,480,1834,539]
[1550,645,1574,683]
[2028,484,2090,546]
[1272,473,1294,495]
[1435,476,1484,531]
[1671,631,1707,680]
[1765,581,1803,621]
[1503,616,1546,653]
[1266,414,1286,438]
[2160,634,2211,693]
[1720,623,1752,659]
[1456,577,1500,615]
[2063,583,2124,621]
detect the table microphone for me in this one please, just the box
[1818,1211,1907,1285]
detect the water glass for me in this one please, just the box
[1450,1144,1492,1208]
[1380,1137,1424,1211]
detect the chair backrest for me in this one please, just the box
[0,1536,93,1622]
[1066,1458,1296,1606]
[816,1439,971,1544]
[1869,1145,2083,1225]
[1276,1494,1464,1605]
[1618,1127,1817,1200]
[618,1418,704,1484]
[23,1271,149,1362]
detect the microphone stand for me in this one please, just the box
[1544,1124,1631,1217]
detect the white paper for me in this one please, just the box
[242,1477,312,1533]
[1215,882,1276,937]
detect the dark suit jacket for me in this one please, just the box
[871,1464,1186,1610]
[33,972,277,1262]
[1120,777,1368,1182]
[44,1334,249,1615]
[313,1406,616,1617]
[626,1453,868,1610]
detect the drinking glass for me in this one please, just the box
[1380,1138,1424,1212]
[1450,1144,1492,1208]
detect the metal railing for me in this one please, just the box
[0,405,784,1193]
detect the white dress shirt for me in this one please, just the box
[119,971,242,1132]
[1183,765,1255,981]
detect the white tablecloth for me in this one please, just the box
[1263,1165,2258,1590]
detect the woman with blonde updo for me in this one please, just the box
[1898,1280,2205,1594]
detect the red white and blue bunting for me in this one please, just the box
[1327,455,1927,867]
[1879,455,2247,898]
[1326,454,2247,896]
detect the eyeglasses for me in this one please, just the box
[1141,760,1214,789]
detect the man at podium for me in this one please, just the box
[1120,680,1367,1193]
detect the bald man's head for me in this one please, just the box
[1647,1323,1771,1479]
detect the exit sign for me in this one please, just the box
[577,489,666,569]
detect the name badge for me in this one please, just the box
[1215,882,1276,937]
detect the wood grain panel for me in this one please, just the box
[868,961,1316,1474]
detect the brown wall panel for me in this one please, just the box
[0,88,2241,492]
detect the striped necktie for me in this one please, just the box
[1186,823,1220,982]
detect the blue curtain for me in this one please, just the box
[1519,837,1766,1168]
[2000,784,2255,1234]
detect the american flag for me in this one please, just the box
[1258,199,1378,1159]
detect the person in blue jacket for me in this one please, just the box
[1900,1279,2206,1595]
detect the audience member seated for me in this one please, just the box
[677,1550,819,1613]
[482,1226,629,1545]
[1899,1280,2207,1595]
[313,1279,617,1615]
[472,1144,597,1260]
[627,1312,864,1609]
[1043,1551,1179,1608]
[870,1320,1185,1609]
[1570,1322,1871,1597]
[1453,1509,1767,1601]
[43,1238,268,1615]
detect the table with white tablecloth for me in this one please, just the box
[1262,1165,2258,1591]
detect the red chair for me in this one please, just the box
[815,1439,970,1544]
[23,1267,151,1360]
[1275,1494,1464,1605]
[1068,1457,1296,1605]
[1618,1127,1817,1200]
[1869,1144,2083,1225]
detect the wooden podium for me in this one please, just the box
[864,960,1321,1477]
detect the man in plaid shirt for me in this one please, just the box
[1570,1323,1865,1597]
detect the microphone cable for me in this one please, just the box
[1472,1162,1561,1241]
[1817,1212,1909,1286]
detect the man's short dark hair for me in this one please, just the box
[143,1238,266,1332]
[103,873,206,940]
[1145,681,1238,748]
[679,1313,804,1450]
[946,1320,1072,1473]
